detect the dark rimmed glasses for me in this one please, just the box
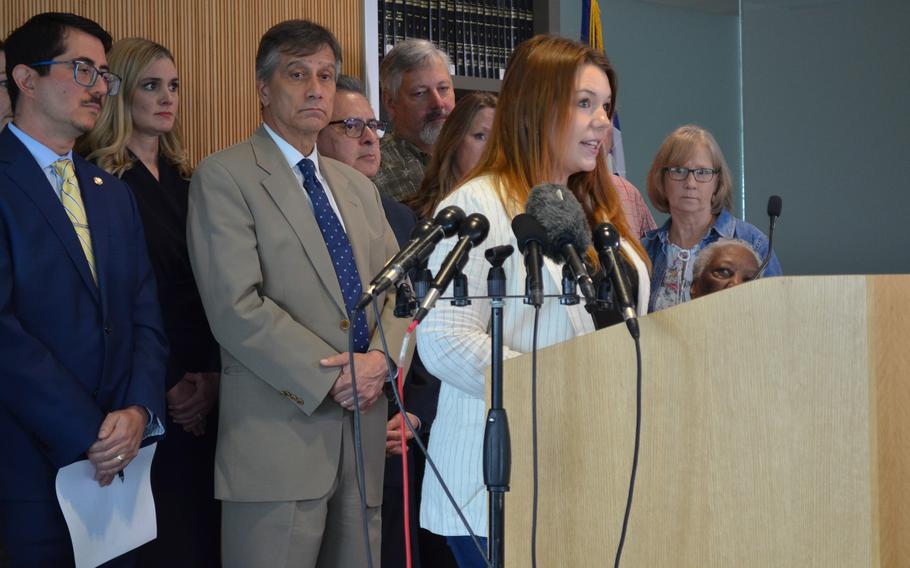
[328,117,387,139]
[664,166,720,183]
[28,59,122,96]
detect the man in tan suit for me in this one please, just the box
[187,20,406,567]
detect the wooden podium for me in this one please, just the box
[500,275,909,567]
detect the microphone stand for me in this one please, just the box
[414,243,578,568]
[755,213,779,277]
[483,246,512,568]
[755,195,782,278]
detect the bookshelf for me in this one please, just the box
[378,0,560,93]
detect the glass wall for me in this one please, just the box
[568,0,909,274]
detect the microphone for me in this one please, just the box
[511,214,548,307]
[592,223,639,339]
[413,213,490,324]
[524,184,597,306]
[754,195,782,278]
[355,205,465,310]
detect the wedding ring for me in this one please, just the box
[115,454,124,462]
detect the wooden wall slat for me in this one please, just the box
[2,1,364,167]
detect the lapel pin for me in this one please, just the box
[93,177,103,186]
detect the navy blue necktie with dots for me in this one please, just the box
[298,158,370,352]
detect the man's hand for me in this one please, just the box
[169,372,220,435]
[386,412,419,456]
[87,405,148,486]
[324,351,389,411]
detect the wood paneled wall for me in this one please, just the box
[2,1,364,166]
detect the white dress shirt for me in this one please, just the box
[7,122,73,199]
[261,123,346,231]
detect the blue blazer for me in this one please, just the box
[0,127,167,501]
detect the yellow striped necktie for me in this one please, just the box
[52,158,97,284]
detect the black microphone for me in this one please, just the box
[355,205,465,310]
[755,195,782,278]
[592,223,639,339]
[413,213,490,324]
[511,214,548,307]
[524,184,597,306]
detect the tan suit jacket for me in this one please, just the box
[187,126,406,506]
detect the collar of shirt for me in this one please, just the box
[261,122,346,231]
[386,131,429,164]
[7,122,74,199]
[647,208,734,247]
[712,209,736,239]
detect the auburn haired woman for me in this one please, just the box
[405,91,497,219]
[415,35,650,567]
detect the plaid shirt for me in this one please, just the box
[372,133,429,202]
[612,174,657,239]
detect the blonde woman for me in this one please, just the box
[79,37,220,567]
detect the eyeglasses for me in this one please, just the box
[664,166,720,183]
[28,59,122,96]
[328,117,387,139]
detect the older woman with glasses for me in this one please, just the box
[641,124,781,311]
[78,37,221,567]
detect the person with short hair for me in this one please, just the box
[689,238,761,299]
[373,39,455,201]
[0,12,167,566]
[186,20,407,568]
[78,37,221,567]
[404,91,497,220]
[0,41,12,128]
[316,74,417,243]
[642,124,782,312]
[317,75,386,177]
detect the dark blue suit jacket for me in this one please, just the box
[0,127,167,502]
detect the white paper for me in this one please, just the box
[55,443,157,568]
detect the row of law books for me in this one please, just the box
[379,0,536,80]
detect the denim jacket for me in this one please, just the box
[641,208,783,312]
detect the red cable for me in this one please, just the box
[397,364,412,568]
[398,321,418,568]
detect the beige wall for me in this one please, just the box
[2,1,364,166]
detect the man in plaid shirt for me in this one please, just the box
[374,39,455,202]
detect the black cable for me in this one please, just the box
[530,305,541,568]
[347,310,374,568]
[370,302,492,568]
[614,335,642,568]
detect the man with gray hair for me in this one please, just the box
[690,238,762,299]
[187,19,407,567]
[373,39,455,201]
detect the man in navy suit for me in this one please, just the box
[0,13,167,566]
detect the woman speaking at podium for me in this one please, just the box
[415,35,650,567]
